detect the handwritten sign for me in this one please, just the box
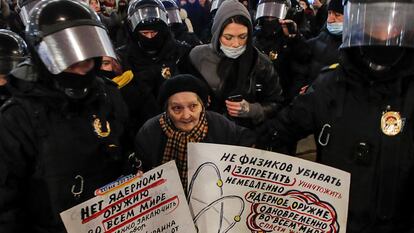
[60,161,197,233]
[187,143,350,233]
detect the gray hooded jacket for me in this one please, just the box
[189,0,282,125]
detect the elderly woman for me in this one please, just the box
[189,0,283,130]
[134,74,255,187]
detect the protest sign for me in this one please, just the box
[187,143,350,233]
[60,161,197,233]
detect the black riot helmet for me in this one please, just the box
[25,0,117,75]
[127,0,168,32]
[16,0,41,26]
[341,0,414,73]
[161,0,182,24]
[255,0,291,21]
[0,29,28,75]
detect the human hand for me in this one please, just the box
[225,99,250,118]
[279,19,298,38]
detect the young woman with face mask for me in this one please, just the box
[189,0,283,133]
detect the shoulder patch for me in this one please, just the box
[112,70,134,89]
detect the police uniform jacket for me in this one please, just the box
[262,51,414,232]
[0,67,129,233]
[305,28,342,84]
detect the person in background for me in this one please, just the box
[101,0,117,16]
[189,0,283,135]
[199,0,211,14]
[134,74,255,188]
[117,0,191,149]
[162,0,202,47]
[198,0,225,43]
[0,0,11,29]
[0,29,28,106]
[179,7,195,33]
[303,0,343,85]
[0,1,129,232]
[86,0,120,43]
[253,0,309,104]
[183,0,209,38]
[311,0,327,33]
[259,0,414,231]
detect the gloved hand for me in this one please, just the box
[254,119,287,152]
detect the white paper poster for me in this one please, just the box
[60,161,197,233]
[187,143,350,233]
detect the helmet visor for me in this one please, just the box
[255,2,289,20]
[37,25,116,74]
[129,7,168,31]
[167,9,182,24]
[342,1,414,48]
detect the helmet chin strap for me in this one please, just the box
[359,46,406,73]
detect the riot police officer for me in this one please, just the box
[260,0,414,231]
[0,29,28,106]
[117,0,191,142]
[253,0,308,103]
[0,1,128,232]
[302,0,344,86]
[161,0,202,47]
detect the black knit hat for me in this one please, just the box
[158,74,209,106]
[328,0,343,14]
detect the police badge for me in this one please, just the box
[161,66,171,79]
[269,50,278,61]
[381,111,403,136]
[92,115,111,138]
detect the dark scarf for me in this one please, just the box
[217,43,256,100]
[159,111,208,189]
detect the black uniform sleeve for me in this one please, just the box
[134,116,164,172]
[255,54,284,120]
[0,103,37,233]
[256,85,318,153]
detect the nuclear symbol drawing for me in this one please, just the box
[188,162,245,233]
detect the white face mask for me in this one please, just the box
[327,22,343,35]
[220,44,247,59]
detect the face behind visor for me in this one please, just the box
[25,0,117,98]
[342,0,414,49]
[341,0,414,73]
[127,0,168,33]
[25,0,117,75]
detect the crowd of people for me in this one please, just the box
[1,0,414,232]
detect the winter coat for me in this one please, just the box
[117,36,192,141]
[305,28,342,84]
[189,0,283,129]
[261,51,414,232]
[135,111,256,171]
[0,66,129,233]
